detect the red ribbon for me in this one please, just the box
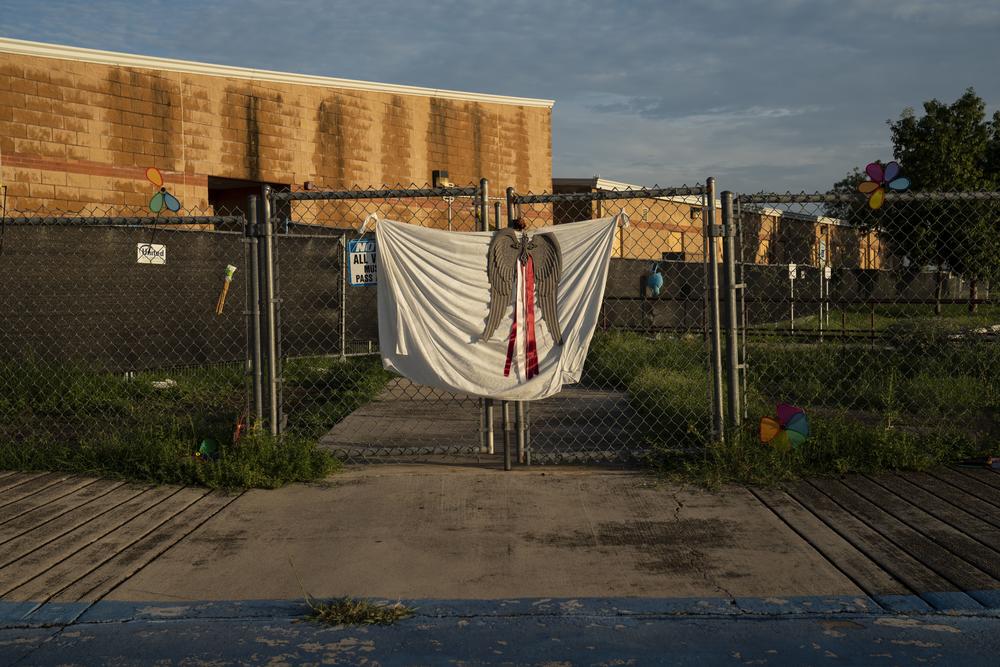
[524,256,539,378]
[503,257,540,379]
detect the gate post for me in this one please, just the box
[705,178,725,441]
[478,178,491,453]
[247,195,264,426]
[479,178,489,232]
[261,185,280,436]
[721,191,742,429]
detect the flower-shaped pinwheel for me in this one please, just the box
[760,403,809,452]
[857,161,909,210]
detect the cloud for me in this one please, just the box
[0,0,997,193]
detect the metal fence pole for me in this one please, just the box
[504,187,526,464]
[516,400,527,464]
[340,235,347,361]
[524,401,531,465]
[506,187,515,228]
[720,191,741,429]
[261,185,280,436]
[493,201,501,232]
[477,178,491,453]
[735,198,749,422]
[247,195,264,426]
[705,178,725,440]
[502,400,512,471]
[479,178,489,232]
[255,196,272,432]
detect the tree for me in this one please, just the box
[831,88,1000,314]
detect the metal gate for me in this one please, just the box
[507,182,722,464]
[265,183,491,461]
[260,179,727,465]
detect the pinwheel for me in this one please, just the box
[857,161,909,210]
[146,167,181,213]
[760,403,809,452]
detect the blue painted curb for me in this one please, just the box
[3,590,1000,628]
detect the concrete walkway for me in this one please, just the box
[319,378,639,463]
[2,465,1000,663]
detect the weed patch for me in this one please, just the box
[586,329,996,486]
[0,355,390,489]
[304,597,414,626]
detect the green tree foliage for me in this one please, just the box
[831,88,1000,311]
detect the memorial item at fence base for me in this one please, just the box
[146,167,182,213]
[858,161,910,210]
[376,215,620,400]
[215,264,237,315]
[760,403,810,451]
[232,411,248,445]
[195,438,219,461]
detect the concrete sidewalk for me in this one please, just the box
[105,466,858,604]
[4,465,1000,663]
[3,465,1000,618]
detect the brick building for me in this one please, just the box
[553,177,885,269]
[0,38,553,217]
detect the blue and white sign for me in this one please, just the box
[348,238,377,286]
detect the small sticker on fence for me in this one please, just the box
[348,238,377,286]
[787,263,797,280]
[137,243,166,265]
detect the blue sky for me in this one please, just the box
[2,0,998,193]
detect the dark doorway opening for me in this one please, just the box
[208,176,291,231]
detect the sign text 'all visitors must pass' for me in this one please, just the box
[348,238,377,286]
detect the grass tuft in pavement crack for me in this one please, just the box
[304,597,415,626]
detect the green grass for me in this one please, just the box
[586,327,998,487]
[282,356,392,440]
[304,596,415,626]
[652,419,983,490]
[0,355,390,489]
[764,303,1000,333]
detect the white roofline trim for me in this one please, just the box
[553,176,715,207]
[0,37,555,109]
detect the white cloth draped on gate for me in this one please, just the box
[375,215,620,400]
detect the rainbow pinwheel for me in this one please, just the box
[857,161,909,210]
[760,403,809,452]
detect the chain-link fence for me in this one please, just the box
[0,204,252,461]
[4,185,995,470]
[508,184,718,463]
[730,191,999,451]
[268,183,492,460]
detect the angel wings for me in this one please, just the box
[482,228,563,345]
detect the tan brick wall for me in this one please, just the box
[0,53,552,217]
[739,212,884,269]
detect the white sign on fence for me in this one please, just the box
[824,266,832,279]
[787,263,797,280]
[137,243,166,265]
[348,238,377,286]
